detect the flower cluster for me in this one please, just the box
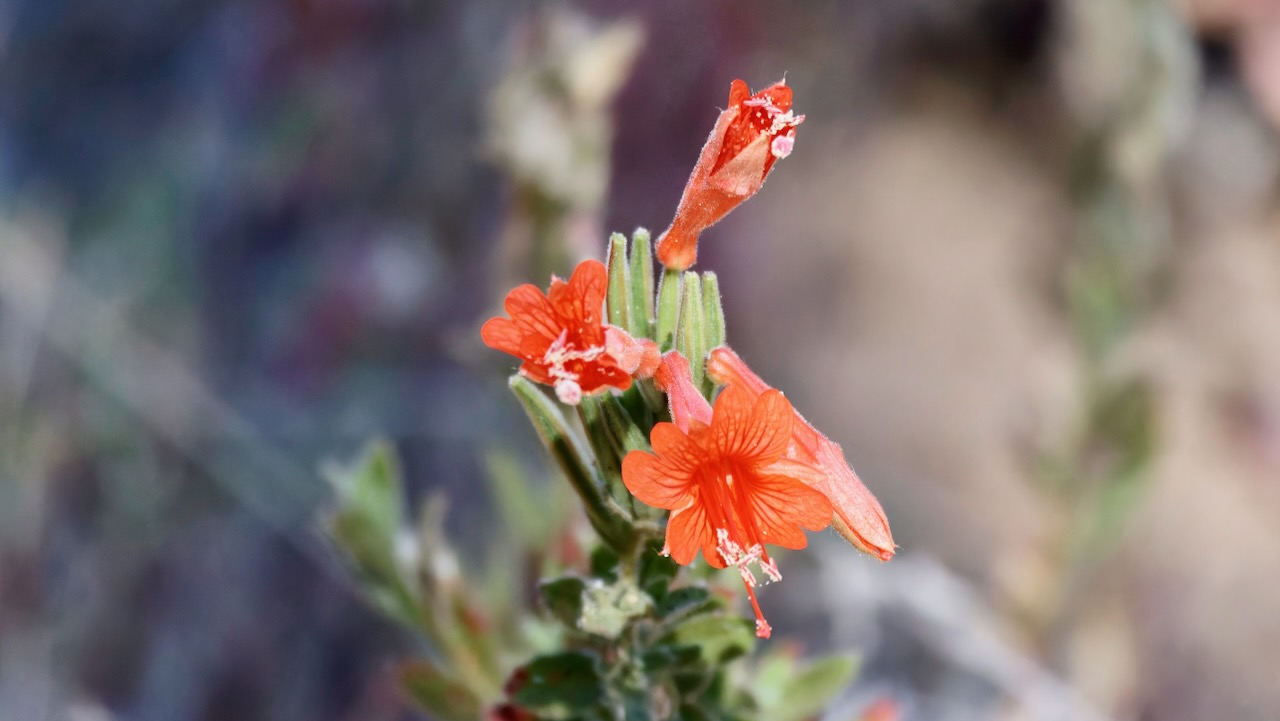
[483,78,892,639]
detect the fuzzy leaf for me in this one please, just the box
[656,586,717,622]
[510,652,606,714]
[539,576,587,630]
[663,615,754,664]
[766,655,860,721]
[580,579,652,637]
[638,544,680,600]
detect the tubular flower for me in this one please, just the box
[707,347,896,561]
[623,352,833,638]
[482,260,659,404]
[655,78,805,271]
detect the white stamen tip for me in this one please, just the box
[716,528,776,587]
[555,378,583,405]
[770,134,794,159]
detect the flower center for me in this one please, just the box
[540,330,607,404]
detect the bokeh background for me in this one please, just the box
[3,1,1280,720]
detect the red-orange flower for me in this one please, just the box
[623,352,832,638]
[481,260,658,404]
[707,347,895,561]
[655,78,805,271]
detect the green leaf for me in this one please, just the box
[323,441,419,626]
[607,232,631,329]
[509,377,634,550]
[539,576,587,630]
[628,228,655,339]
[663,615,755,664]
[640,644,702,672]
[325,441,403,560]
[656,586,717,621]
[511,651,606,714]
[767,655,860,721]
[638,543,679,600]
[399,660,483,721]
[590,545,620,582]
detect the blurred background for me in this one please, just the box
[2,1,1280,720]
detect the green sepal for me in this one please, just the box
[676,272,706,392]
[628,228,655,339]
[399,660,484,721]
[509,377,633,551]
[607,232,631,329]
[600,393,652,457]
[700,272,725,358]
[577,396,626,504]
[655,269,682,351]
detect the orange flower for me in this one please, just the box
[482,260,658,404]
[707,347,895,561]
[623,352,833,638]
[655,78,805,271]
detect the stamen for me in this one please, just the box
[541,329,609,405]
[742,581,772,639]
[715,528,773,588]
[760,556,782,584]
[554,378,583,405]
[770,134,794,159]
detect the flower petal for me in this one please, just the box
[504,284,562,343]
[550,259,607,330]
[517,361,553,386]
[711,386,792,464]
[480,317,523,356]
[648,422,705,473]
[706,347,770,396]
[748,474,833,550]
[666,501,720,567]
[577,362,632,395]
[812,439,896,561]
[654,352,713,431]
[622,447,694,510]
